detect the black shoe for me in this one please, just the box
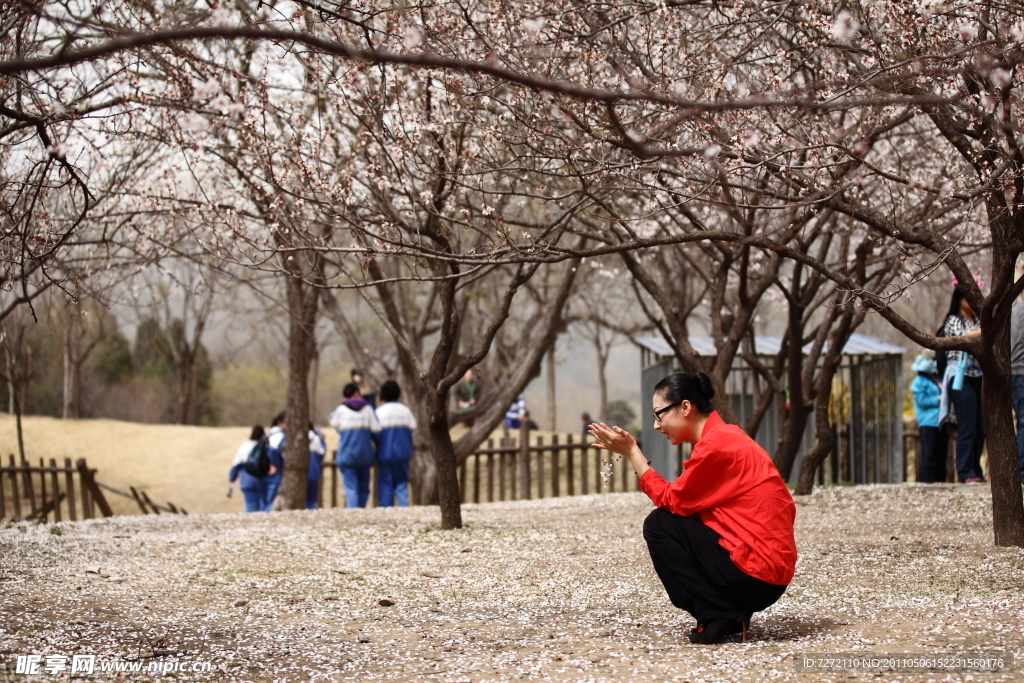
[688,619,745,644]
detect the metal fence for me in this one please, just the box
[638,334,905,485]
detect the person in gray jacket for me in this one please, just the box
[1011,301,1024,483]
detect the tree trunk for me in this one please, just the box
[794,391,835,495]
[409,425,437,505]
[428,404,462,529]
[308,340,320,425]
[977,308,1024,546]
[175,354,194,425]
[773,300,808,481]
[62,323,76,419]
[279,274,319,510]
[598,352,609,424]
[794,303,863,494]
[546,345,556,432]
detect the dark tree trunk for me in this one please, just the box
[976,300,1024,546]
[774,297,808,481]
[794,395,835,495]
[547,345,556,432]
[428,403,461,528]
[409,425,437,505]
[794,308,858,494]
[278,274,320,510]
[174,355,194,425]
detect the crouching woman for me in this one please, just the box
[589,372,796,644]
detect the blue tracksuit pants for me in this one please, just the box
[340,466,371,508]
[377,462,410,507]
[241,485,264,513]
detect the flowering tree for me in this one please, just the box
[5,0,1024,544]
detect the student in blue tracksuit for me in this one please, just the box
[228,425,267,513]
[329,384,381,508]
[307,422,327,510]
[375,381,417,507]
[263,412,286,511]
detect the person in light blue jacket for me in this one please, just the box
[228,425,267,513]
[375,380,417,507]
[911,354,946,483]
[263,412,286,511]
[329,384,381,508]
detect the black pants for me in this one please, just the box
[917,425,948,483]
[643,508,788,623]
[949,376,985,481]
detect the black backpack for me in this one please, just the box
[935,323,947,378]
[244,435,270,477]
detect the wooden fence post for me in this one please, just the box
[519,424,530,500]
[129,486,150,514]
[536,436,544,499]
[595,449,602,493]
[487,439,495,503]
[20,453,36,516]
[38,458,48,523]
[318,464,325,508]
[331,461,338,508]
[370,464,378,508]
[551,434,560,497]
[49,458,61,522]
[473,453,481,504]
[140,489,160,514]
[64,458,76,521]
[508,436,517,500]
[579,437,587,495]
[459,458,468,504]
[77,460,113,517]
[499,439,507,501]
[566,435,575,496]
[9,454,21,518]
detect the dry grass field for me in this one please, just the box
[0,415,342,516]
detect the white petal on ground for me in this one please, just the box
[1,485,1021,681]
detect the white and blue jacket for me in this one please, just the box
[375,401,417,465]
[329,400,381,469]
[266,425,286,480]
[229,439,262,490]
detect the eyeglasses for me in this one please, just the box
[652,401,682,424]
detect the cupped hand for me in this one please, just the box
[588,422,637,458]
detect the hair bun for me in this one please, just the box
[695,372,716,401]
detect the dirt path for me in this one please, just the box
[1,484,1022,681]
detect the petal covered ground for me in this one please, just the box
[1,484,1023,682]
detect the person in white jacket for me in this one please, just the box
[329,384,381,508]
[375,381,417,507]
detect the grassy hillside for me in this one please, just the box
[0,415,339,516]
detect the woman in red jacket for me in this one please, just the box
[589,371,796,644]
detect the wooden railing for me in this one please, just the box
[319,429,639,508]
[456,432,640,503]
[1,456,186,522]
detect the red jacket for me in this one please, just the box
[638,411,797,585]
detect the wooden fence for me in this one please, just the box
[1,455,186,522]
[320,429,639,508]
